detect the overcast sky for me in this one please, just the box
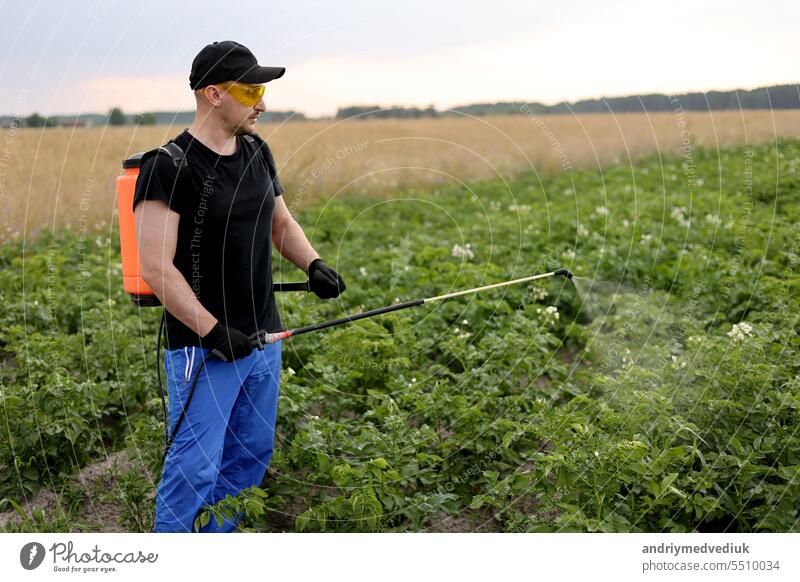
[1,0,797,117]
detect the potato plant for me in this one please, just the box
[1,139,798,532]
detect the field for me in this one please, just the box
[2,110,800,240]
[0,124,799,532]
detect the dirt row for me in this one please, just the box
[0,449,155,532]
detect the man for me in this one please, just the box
[133,40,346,533]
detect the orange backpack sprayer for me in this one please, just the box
[116,152,161,306]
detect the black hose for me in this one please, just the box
[161,354,213,464]
[156,310,167,452]
[155,308,211,463]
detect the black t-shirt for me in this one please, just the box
[132,129,285,349]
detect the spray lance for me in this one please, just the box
[161,268,574,461]
[117,147,575,460]
[250,268,575,345]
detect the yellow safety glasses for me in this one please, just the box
[216,81,266,107]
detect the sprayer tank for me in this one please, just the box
[116,153,161,307]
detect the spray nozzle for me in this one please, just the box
[554,268,574,280]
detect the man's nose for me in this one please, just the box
[254,98,266,112]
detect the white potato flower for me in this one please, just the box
[727,322,753,342]
[451,243,475,259]
[536,305,559,325]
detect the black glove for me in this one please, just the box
[201,322,253,362]
[307,258,346,299]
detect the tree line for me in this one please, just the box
[336,84,800,119]
[17,107,304,128]
[21,107,157,128]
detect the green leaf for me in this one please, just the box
[469,495,486,509]
[371,457,389,469]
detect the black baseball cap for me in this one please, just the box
[189,40,285,90]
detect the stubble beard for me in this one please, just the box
[234,122,255,136]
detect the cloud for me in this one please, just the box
[69,75,196,114]
[6,0,797,117]
[281,2,798,116]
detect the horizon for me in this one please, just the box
[5,81,799,121]
[1,0,797,119]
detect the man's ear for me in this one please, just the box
[201,85,225,107]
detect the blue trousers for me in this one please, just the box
[154,341,282,533]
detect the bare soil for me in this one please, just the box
[0,449,155,532]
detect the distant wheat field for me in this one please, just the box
[1,110,798,242]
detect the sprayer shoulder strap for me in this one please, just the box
[139,140,189,183]
[137,141,190,194]
[241,134,274,173]
[159,141,187,169]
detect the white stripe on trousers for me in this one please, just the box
[183,346,196,382]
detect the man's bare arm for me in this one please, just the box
[271,195,320,272]
[135,200,218,336]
